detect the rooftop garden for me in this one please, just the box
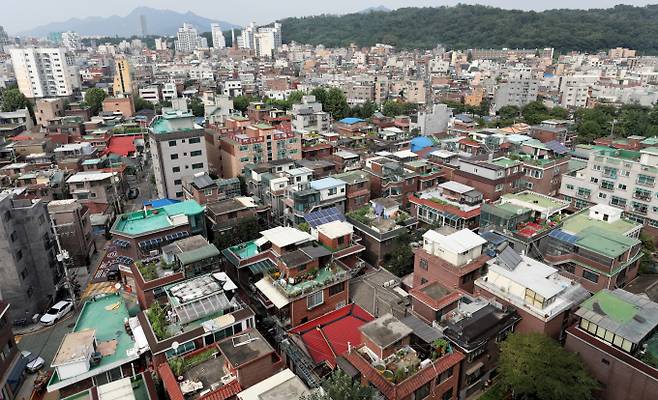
[168,348,217,377]
[364,339,452,384]
[347,205,412,230]
[270,263,347,298]
[136,259,176,282]
[147,301,171,340]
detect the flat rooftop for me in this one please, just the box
[112,200,204,236]
[561,211,639,237]
[217,330,274,368]
[501,191,569,213]
[359,313,412,349]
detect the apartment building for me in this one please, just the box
[559,146,658,237]
[220,123,302,178]
[48,199,95,267]
[540,204,642,292]
[564,289,658,400]
[174,23,207,53]
[66,171,121,205]
[112,57,134,97]
[149,111,208,199]
[474,247,590,340]
[211,23,226,49]
[10,48,76,98]
[333,170,371,212]
[363,157,418,207]
[290,95,330,133]
[0,193,58,321]
[413,228,489,293]
[284,176,346,226]
[451,157,523,201]
[493,67,539,111]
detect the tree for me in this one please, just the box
[497,105,520,121]
[298,222,310,233]
[310,88,327,105]
[287,90,304,106]
[85,88,107,115]
[233,95,256,113]
[499,333,598,400]
[385,231,414,277]
[0,88,34,122]
[133,96,154,112]
[300,369,375,400]
[323,88,350,121]
[213,217,262,251]
[188,97,204,117]
[521,101,550,125]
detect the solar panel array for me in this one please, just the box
[113,239,130,248]
[498,246,523,271]
[304,207,345,228]
[113,256,134,266]
[548,229,580,244]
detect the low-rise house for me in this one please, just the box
[346,198,417,266]
[564,289,658,400]
[342,313,463,400]
[451,157,523,201]
[474,247,590,340]
[409,182,483,231]
[541,204,643,292]
[66,171,122,205]
[413,228,489,292]
[333,170,371,213]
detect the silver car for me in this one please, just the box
[21,351,45,373]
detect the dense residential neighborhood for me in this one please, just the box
[1,2,658,400]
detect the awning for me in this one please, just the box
[247,259,276,275]
[255,278,290,309]
[466,361,484,376]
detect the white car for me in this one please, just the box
[21,351,45,373]
[39,300,73,325]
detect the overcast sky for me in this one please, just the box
[2,0,655,34]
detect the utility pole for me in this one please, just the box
[50,214,77,308]
[109,163,123,214]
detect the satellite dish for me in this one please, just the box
[114,283,122,290]
[171,341,179,351]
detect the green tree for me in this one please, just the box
[301,369,375,400]
[85,87,107,115]
[287,90,304,105]
[0,88,34,122]
[133,96,154,112]
[499,333,598,400]
[497,105,520,121]
[385,231,414,277]
[233,95,256,113]
[188,97,205,117]
[521,101,551,125]
[310,88,327,105]
[323,88,350,120]
[298,222,311,233]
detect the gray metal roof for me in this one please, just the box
[400,314,442,343]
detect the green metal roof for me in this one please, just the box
[112,200,204,236]
[177,244,220,265]
[575,227,640,258]
[580,290,638,324]
[562,210,639,236]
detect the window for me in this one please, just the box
[172,166,180,173]
[610,196,626,208]
[436,366,454,385]
[566,184,574,190]
[442,388,453,400]
[413,382,430,400]
[582,270,599,283]
[307,290,324,309]
[634,188,652,201]
[168,140,177,147]
[419,259,428,270]
[598,192,607,199]
[174,179,182,185]
[176,191,183,198]
[329,282,345,296]
[192,163,204,169]
[618,183,627,190]
[189,137,201,144]
[524,288,545,308]
[165,341,196,358]
[191,150,202,157]
[170,153,179,160]
[600,180,614,190]
[637,174,655,187]
[590,177,599,184]
[16,250,23,261]
[495,184,503,192]
[328,188,337,195]
[10,231,16,242]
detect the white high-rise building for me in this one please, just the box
[10,48,76,98]
[241,22,282,57]
[61,31,81,51]
[239,22,256,49]
[211,24,226,49]
[174,23,206,53]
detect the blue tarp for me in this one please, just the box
[410,136,434,152]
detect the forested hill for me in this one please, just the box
[279,4,658,54]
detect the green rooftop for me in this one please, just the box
[112,200,204,236]
[150,111,196,134]
[48,295,138,389]
[562,210,639,236]
[254,123,273,130]
[575,227,640,258]
[177,244,220,265]
[502,191,569,211]
[580,290,639,324]
[490,157,521,168]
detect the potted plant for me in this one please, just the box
[433,338,449,355]
[383,370,394,382]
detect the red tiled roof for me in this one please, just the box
[289,304,374,368]
[201,380,242,400]
[105,135,138,156]
[343,350,463,399]
[409,195,481,219]
[157,363,185,400]
[84,201,110,215]
[458,138,481,146]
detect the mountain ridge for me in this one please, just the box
[18,7,241,37]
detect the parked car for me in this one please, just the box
[127,188,139,200]
[21,351,45,373]
[39,300,73,325]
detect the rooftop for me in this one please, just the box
[575,227,641,258]
[359,314,412,349]
[577,289,658,344]
[236,369,311,400]
[490,157,521,168]
[112,200,204,236]
[561,209,640,237]
[310,177,345,191]
[217,330,274,368]
[149,111,197,134]
[48,295,139,390]
[500,191,569,215]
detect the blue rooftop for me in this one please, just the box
[144,198,180,208]
[338,117,365,125]
[310,177,345,190]
[411,136,434,152]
